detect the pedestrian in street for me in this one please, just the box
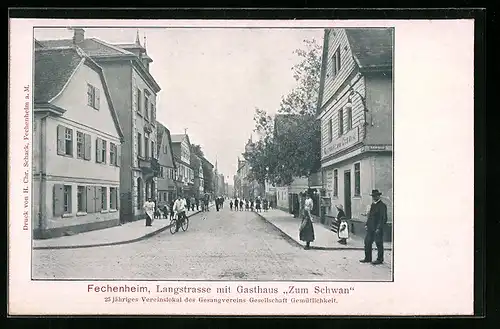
[229,199,234,210]
[263,198,269,211]
[256,197,261,212]
[234,197,239,211]
[186,197,191,212]
[169,199,175,220]
[299,192,315,250]
[173,195,187,232]
[190,196,196,212]
[162,204,169,219]
[239,199,244,211]
[215,197,220,212]
[245,199,249,211]
[331,204,348,245]
[143,198,155,227]
[360,189,388,265]
[196,198,199,211]
[250,199,254,211]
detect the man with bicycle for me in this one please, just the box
[173,194,187,232]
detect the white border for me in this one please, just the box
[8,18,475,316]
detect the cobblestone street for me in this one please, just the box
[32,207,392,281]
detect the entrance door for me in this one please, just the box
[344,170,352,218]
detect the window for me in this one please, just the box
[145,136,149,159]
[354,163,361,196]
[328,119,333,142]
[63,185,72,213]
[164,144,168,154]
[333,169,338,197]
[77,186,86,212]
[136,88,142,113]
[110,143,116,166]
[331,47,341,78]
[163,192,167,201]
[144,90,150,119]
[338,109,344,136]
[101,187,107,210]
[151,141,155,159]
[76,131,84,159]
[151,103,156,123]
[96,138,107,163]
[160,166,164,178]
[137,178,143,209]
[137,133,142,157]
[110,187,117,210]
[101,140,107,164]
[87,84,100,109]
[346,106,353,131]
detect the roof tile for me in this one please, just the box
[345,28,393,69]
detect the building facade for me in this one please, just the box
[317,28,393,238]
[39,29,162,223]
[191,153,205,198]
[171,134,195,197]
[156,121,177,207]
[33,46,124,238]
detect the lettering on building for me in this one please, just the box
[323,127,359,158]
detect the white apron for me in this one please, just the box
[338,221,349,239]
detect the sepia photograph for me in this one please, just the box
[31,26,393,281]
[9,16,475,316]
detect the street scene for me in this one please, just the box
[32,27,393,281]
[33,205,392,280]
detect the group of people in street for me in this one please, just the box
[298,188,388,265]
[215,196,225,211]
[229,196,271,212]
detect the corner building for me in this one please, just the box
[317,28,393,239]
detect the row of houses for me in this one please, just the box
[241,28,394,240]
[32,28,217,239]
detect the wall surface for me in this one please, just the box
[365,73,393,145]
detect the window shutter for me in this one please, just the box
[95,88,100,109]
[96,138,102,163]
[116,144,121,166]
[57,125,66,155]
[84,133,91,160]
[86,186,95,213]
[53,184,64,216]
[116,188,120,210]
[95,186,102,212]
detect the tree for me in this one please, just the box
[246,38,323,185]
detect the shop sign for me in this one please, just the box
[323,127,359,158]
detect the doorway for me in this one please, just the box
[344,170,352,218]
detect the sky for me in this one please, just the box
[34,27,323,184]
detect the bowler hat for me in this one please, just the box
[370,189,382,196]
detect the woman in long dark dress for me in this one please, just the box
[299,192,315,249]
[332,204,347,245]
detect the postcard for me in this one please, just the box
[8,18,475,316]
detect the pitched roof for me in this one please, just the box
[34,47,84,103]
[345,28,393,70]
[170,134,184,143]
[34,46,124,141]
[156,121,177,169]
[38,38,136,58]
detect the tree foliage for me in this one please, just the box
[245,38,323,186]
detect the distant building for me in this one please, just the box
[317,28,393,238]
[200,157,214,195]
[33,46,124,238]
[156,121,177,206]
[191,153,205,198]
[171,134,195,197]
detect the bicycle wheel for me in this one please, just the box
[181,217,189,231]
[169,219,177,234]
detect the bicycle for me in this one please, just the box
[169,211,189,234]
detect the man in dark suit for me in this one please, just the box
[360,189,388,265]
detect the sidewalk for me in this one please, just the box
[33,203,214,250]
[255,208,392,251]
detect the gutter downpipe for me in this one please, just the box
[38,113,49,238]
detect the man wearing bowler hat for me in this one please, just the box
[360,189,388,265]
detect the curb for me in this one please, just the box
[33,207,211,250]
[254,211,392,251]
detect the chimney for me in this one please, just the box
[72,28,85,44]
